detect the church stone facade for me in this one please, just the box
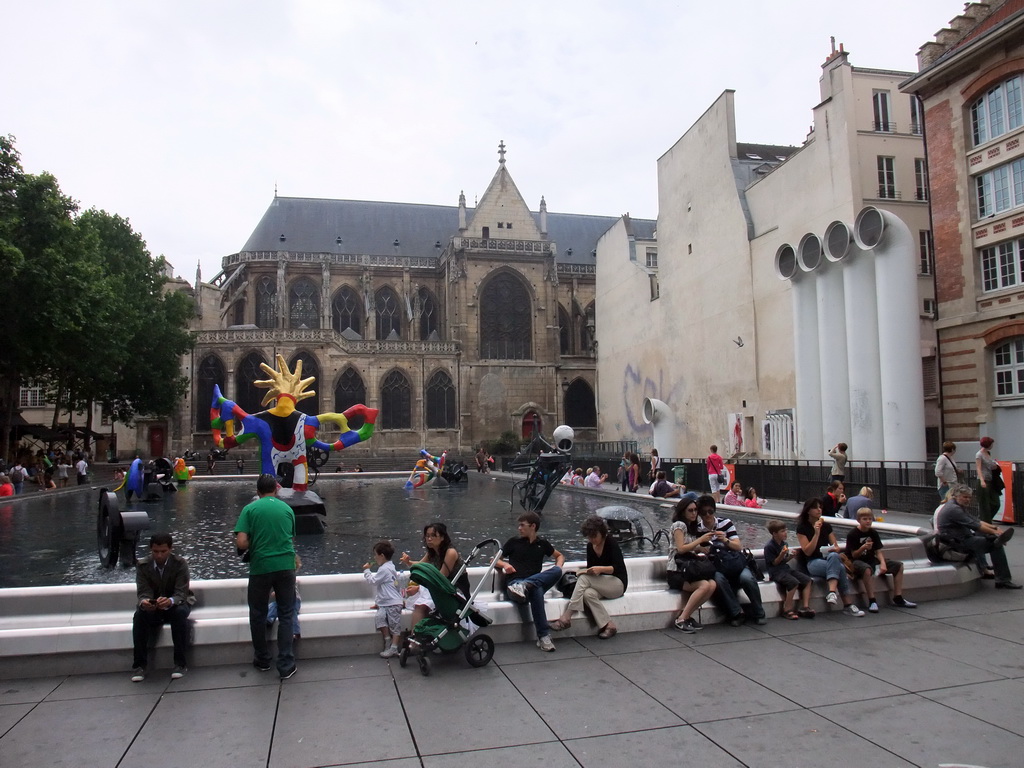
[176,149,655,457]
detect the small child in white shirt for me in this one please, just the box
[362,540,405,658]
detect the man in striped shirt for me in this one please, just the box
[697,495,767,626]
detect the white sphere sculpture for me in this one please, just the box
[552,424,574,452]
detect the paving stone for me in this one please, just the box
[0,702,33,737]
[44,669,168,700]
[0,675,64,705]
[565,725,745,767]
[921,678,1024,737]
[421,741,580,767]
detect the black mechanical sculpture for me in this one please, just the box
[509,425,574,512]
[97,489,151,568]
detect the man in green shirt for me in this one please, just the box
[234,474,298,678]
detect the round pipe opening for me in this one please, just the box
[824,221,851,262]
[797,233,823,272]
[854,206,885,249]
[774,244,798,280]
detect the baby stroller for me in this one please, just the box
[399,538,501,676]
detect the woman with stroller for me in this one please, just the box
[549,516,627,639]
[400,522,470,628]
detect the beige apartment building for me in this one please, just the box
[597,47,936,461]
[902,0,1024,457]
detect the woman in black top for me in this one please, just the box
[549,516,627,638]
[796,499,864,616]
[400,522,470,627]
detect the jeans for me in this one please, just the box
[133,603,191,668]
[509,566,562,639]
[713,567,765,620]
[267,594,302,635]
[248,569,296,674]
[805,552,851,594]
[938,484,950,501]
[956,534,1012,582]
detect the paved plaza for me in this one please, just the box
[3,507,1024,767]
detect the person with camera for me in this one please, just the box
[696,495,766,626]
[936,484,1020,589]
[131,532,194,682]
[235,474,299,678]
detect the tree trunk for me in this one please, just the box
[85,397,94,458]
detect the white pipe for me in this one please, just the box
[854,207,927,461]
[826,221,884,460]
[642,397,677,458]
[809,233,852,454]
[781,242,823,460]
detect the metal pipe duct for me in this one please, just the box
[642,397,677,458]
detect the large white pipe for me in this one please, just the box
[854,207,927,461]
[826,221,884,460]
[777,243,822,460]
[807,233,852,456]
[642,397,677,458]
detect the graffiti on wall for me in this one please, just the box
[618,363,685,450]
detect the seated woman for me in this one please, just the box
[723,481,746,506]
[550,516,627,638]
[795,498,864,616]
[743,486,766,508]
[665,496,717,633]
[821,481,846,517]
[399,522,470,628]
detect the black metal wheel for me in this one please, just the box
[418,654,431,676]
[96,490,121,568]
[465,634,494,668]
[398,646,409,668]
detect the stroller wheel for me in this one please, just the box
[398,645,409,668]
[418,654,431,676]
[465,633,495,668]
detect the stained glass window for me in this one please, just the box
[255,276,277,329]
[195,355,225,431]
[480,272,532,359]
[381,370,411,429]
[418,287,439,340]
[425,370,456,428]
[289,278,320,329]
[236,352,268,416]
[332,286,363,335]
[288,352,321,415]
[334,367,366,428]
[375,287,402,340]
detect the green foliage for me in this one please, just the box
[486,430,522,456]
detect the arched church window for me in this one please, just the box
[380,370,411,429]
[334,367,367,428]
[418,287,439,340]
[564,378,597,428]
[195,355,224,431]
[480,272,532,360]
[289,278,320,329]
[375,287,402,340]
[558,305,571,355]
[425,370,456,428]
[236,352,268,416]
[255,277,277,329]
[288,351,321,415]
[332,286,363,336]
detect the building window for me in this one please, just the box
[980,238,1024,292]
[255,276,277,329]
[332,286,363,336]
[375,287,402,340]
[287,352,320,415]
[19,384,46,408]
[417,287,439,341]
[558,305,571,355]
[971,74,1023,146]
[380,370,411,429]
[334,367,366,413]
[915,159,928,201]
[923,298,937,318]
[288,278,319,329]
[195,355,225,430]
[877,156,896,199]
[910,96,924,135]
[994,338,1024,397]
[425,370,456,429]
[645,248,658,268]
[922,355,938,397]
[479,272,532,360]
[497,222,504,228]
[976,157,1024,218]
[872,90,893,132]
[919,230,934,275]
[236,352,268,416]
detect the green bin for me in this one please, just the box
[672,465,687,485]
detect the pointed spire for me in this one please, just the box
[195,260,202,285]
[539,196,547,237]
[458,190,467,232]
[498,139,506,165]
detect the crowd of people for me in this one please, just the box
[0,448,88,495]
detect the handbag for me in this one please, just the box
[711,547,747,579]
[718,471,728,484]
[743,548,764,582]
[990,467,1005,495]
[674,553,716,582]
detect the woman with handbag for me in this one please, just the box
[666,496,717,633]
[975,437,1002,523]
[549,516,627,639]
[796,499,864,616]
[934,441,960,501]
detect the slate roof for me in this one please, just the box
[239,197,656,265]
[735,142,800,162]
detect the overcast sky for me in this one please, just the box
[6,1,958,282]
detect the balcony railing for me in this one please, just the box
[194,328,459,354]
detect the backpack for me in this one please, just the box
[10,467,24,483]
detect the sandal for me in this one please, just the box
[549,618,572,631]
[597,625,617,639]
[782,610,800,621]
[797,608,816,619]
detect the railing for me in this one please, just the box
[221,252,437,270]
[452,237,553,255]
[876,187,902,200]
[558,263,596,276]
[873,121,897,132]
[194,328,459,354]
[480,341,532,360]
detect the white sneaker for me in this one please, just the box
[506,582,529,603]
[380,646,399,658]
[868,601,879,613]
[826,591,839,606]
[845,604,866,617]
[536,635,556,652]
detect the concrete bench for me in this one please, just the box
[0,535,978,678]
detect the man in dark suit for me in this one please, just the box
[131,532,194,681]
